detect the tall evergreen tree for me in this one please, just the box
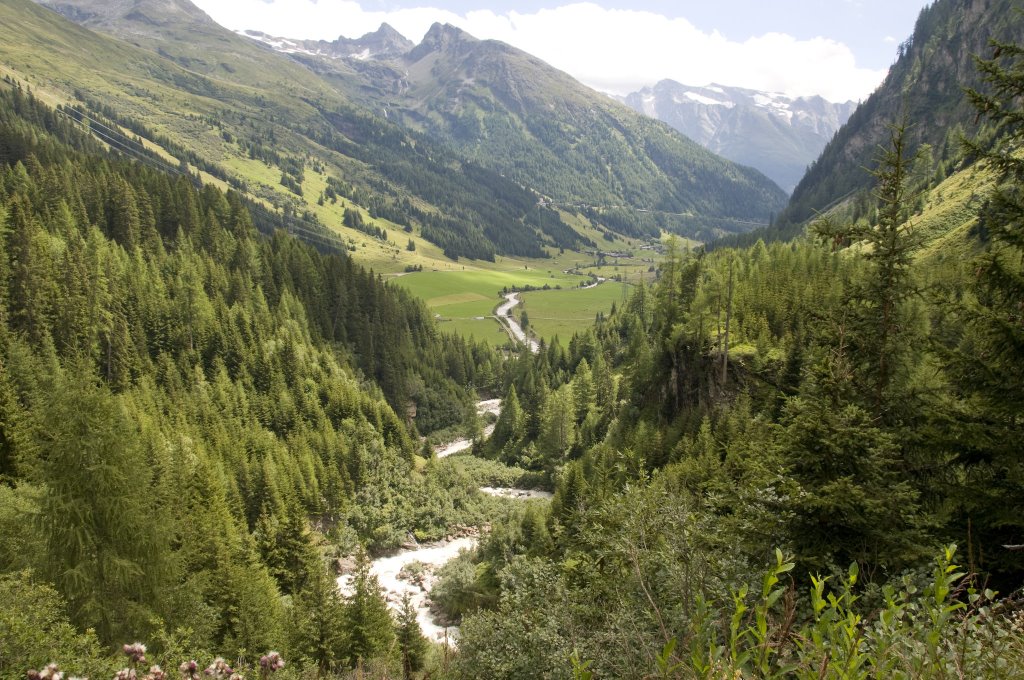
[30,363,167,642]
[942,37,1024,578]
[343,549,395,667]
[848,120,920,419]
[395,593,427,679]
[290,554,347,673]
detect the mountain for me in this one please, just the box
[244,23,414,61]
[9,0,571,259]
[19,0,785,259]
[38,0,212,33]
[620,81,856,193]
[248,22,790,240]
[723,0,1024,247]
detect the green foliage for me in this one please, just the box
[940,34,1024,579]
[395,593,427,679]
[289,556,346,672]
[0,84,497,668]
[342,550,395,667]
[0,571,112,680]
[28,363,169,643]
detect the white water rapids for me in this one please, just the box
[337,536,477,644]
[337,398,550,645]
[435,398,501,458]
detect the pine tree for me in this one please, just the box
[848,120,919,419]
[32,363,167,642]
[395,593,427,679]
[490,382,525,453]
[290,553,347,673]
[343,549,395,667]
[538,383,576,461]
[780,122,926,576]
[943,37,1024,578]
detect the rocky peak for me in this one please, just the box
[406,22,478,62]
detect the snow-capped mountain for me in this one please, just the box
[621,81,857,192]
[243,23,414,61]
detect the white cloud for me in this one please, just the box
[193,0,885,102]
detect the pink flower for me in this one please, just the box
[143,666,166,680]
[203,659,233,680]
[257,653,284,674]
[177,661,199,680]
[122,644,147,665]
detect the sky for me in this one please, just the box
[188,0,932,102]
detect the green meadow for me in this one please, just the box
[518,281,629,344]
[392,268,590,345]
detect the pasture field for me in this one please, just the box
[518,281,630,344]
[392,268,589,345]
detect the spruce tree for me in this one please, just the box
[848,120,919,419]
[395,593,427,679]
[32,363,167,642]
[343,549,395,667]
[943,37,1024,578]
[290,553,347,673]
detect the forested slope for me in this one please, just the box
[434,35,1024,677]
[0,81,502,674]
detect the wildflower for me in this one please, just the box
[144,666,166,680]
[203,659,233,680]
[122,644,147,665]
[114,669,137,680]
[177,661,199,680]
[36,664,63,680]
[257,653,284,674]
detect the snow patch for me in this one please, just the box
[680,92,734,107]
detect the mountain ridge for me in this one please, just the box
[720,0,1024,247]
[18,0,787,257]
[268,19,789,240]
[620,80,857,192]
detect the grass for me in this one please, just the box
[913,164,995,262]
[518,281,629,343]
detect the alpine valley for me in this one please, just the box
[0,0,1022,678]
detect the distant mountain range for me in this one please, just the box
[19,0,788,257]
[725,0,1024,247]
[245,22,842,196]
[618,82,856,193]
[243,24,414,62]
[247,22,790,239]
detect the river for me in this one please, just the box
[495,293,540,353]
[338,397,550,645]
[337,536,477,644]
[435,398,502,458]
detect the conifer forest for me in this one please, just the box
[0,0,1023,678]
